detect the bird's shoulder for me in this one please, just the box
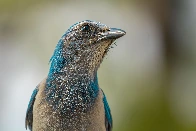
[100,89,113,131]
[25,78,46,130]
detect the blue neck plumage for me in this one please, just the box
[48,33,67,76]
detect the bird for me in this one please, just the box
[25,20,126,131]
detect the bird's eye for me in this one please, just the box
[81,24,90,32]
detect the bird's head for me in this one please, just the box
[50,20,125,75]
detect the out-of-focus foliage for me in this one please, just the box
[0,0,196,131]
[0,0,43,12]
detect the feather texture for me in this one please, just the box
[25,20,125,131]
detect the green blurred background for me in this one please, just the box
[0,0,196,131]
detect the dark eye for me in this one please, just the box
[81,24,90,32]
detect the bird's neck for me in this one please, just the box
[45,57,99,112]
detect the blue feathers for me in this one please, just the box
[27,87,38,114]
[102,91,112,127]
[49,33,68,76]
[25,87,38,130]
[90,74,99,98]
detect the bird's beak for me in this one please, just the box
[104,28,126,40]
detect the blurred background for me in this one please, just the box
[0,0,196,131]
